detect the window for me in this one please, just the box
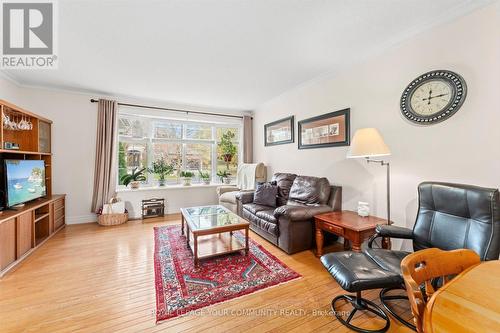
[117,112,241,187]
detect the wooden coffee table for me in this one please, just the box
[180,205,250,266]
[314,210,390,257]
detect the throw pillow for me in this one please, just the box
[253,182,278,207]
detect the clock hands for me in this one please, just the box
[422,93,449,102]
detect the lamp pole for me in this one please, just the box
[366,158,391,248]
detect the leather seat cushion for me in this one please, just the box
[219,191,238,204]
[320,252,402,292]
[364,248,411,275]
[255,209,277,224]
[243,203,272,215]
[243,209,279,236]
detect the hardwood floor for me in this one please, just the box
[0,217,414,333]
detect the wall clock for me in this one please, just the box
[400,70,467,124]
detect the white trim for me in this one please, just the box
[66,214,97,225]
[116,182,232,193]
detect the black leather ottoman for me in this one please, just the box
[321,251,402,333]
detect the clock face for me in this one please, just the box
[401,70,467,124]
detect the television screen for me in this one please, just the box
[5,160,46,207]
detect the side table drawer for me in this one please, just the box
[323,223,344,236]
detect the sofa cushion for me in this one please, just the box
[272,173,297,206]
[243,203,271,215]
[254,182,278,207]
[243,209,279,237]
[256,209,277,224]
[289,176,331,205]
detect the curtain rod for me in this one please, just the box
[90,99,250,120]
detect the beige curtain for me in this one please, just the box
[243,115,253,163]
[91,99,118,213]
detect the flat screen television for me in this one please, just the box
[5,160,46,207]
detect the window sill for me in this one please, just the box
[116,183,236,193]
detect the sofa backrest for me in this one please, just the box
[288,176,331,205]
[271,173,297,206]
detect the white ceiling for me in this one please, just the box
[2,0,492,110]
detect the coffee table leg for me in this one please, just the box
[186,225,190,246]
[245,227,249,255]
[194,234,199,266]
[343,238,350,250]
[181,214,184,235]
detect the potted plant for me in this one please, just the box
[120,167,146,189]
[198,170,211,185]
[216,169,231,184]
[148,157,174,186]
[217,131,237,170]
[180,170,194,186]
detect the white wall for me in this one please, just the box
[0,76,240,223]
[253,4,500,250]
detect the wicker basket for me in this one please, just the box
[97,198,128,226]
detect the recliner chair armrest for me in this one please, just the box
[368,224,414,249]
[216,185,239,196]
[236,191,255,204]
[274,204,332,221]
[375,225,414,239]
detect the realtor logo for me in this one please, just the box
[1,0,57,68]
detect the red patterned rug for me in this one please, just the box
[153,225,301,323]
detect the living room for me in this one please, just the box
[0,1,499,332]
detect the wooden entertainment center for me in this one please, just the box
[0,99,65,277]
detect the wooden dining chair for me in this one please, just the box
[400,248,480,333]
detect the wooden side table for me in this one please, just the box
[314,210,390,257]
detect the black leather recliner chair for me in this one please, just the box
[321,182,500,333]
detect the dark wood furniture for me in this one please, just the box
[141,198,165,219]
[0,99,65,278]
[181,205,249,267]
[314,210,389,257]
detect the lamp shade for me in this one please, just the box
[347,128,391,158]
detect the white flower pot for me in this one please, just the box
[181,177,192,186]
[130,181,141,189]
[223,177,231,185]
[202,178,210,185]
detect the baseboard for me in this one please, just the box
[66,214,97,225]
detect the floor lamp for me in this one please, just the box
[346,128,392,225]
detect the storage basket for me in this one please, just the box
[97,198,128,226]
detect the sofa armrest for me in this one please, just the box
[274,204,332,221]
[236,191,255,204]
[217,185,239,196]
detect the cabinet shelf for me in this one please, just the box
[34,213,50,223]
[0,149,51,155]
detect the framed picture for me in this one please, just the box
[264,116,294,146]
[298,108,350,149]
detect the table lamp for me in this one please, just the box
[347,128,391,223]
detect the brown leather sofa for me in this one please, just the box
[237,173,342,254]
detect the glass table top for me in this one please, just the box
[182,205,246,231]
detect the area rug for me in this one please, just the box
[153,225,301,323]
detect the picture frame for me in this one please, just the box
[298,108,350,149]
[264,116,294,146]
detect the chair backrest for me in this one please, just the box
[271,173,297,206]
[413,182,500,260]
[401,248,480,333]
[288,175,331,205]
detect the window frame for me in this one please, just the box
[117,112,242,188]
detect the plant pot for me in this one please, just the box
[130,181,141,189]
[223,154,233,163]
[181,177,192,186]
[158,179,166,187]
[201,178,210,185]
[223,177,231,185]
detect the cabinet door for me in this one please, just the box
[17,211,33,257]
[38,120,51,153]
[0,219,16,270]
